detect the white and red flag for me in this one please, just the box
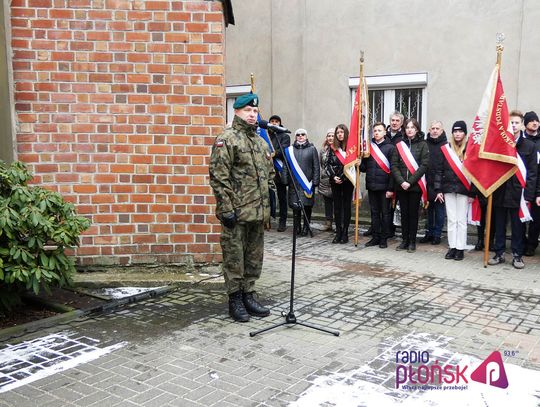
[339,77,369,184]
[463,65,517,196]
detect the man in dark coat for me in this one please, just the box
[489,111,537,269]
[421,121,448,245]
[523,111,540,256]
[370,110,404,239]
[268,115,291,232]
[387,111,405,145]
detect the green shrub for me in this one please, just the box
[0,161,90,314]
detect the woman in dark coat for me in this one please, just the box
[319,129,335,231]
[325,124,354,244]
[434,121,474,261]
[391,118,429,252]
[282,128,320,237]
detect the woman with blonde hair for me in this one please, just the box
[319,129,335,231]
[434,121,474,261]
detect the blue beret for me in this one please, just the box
[233,93,259,109]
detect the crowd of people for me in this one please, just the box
[209,93,539,322]
[267,110,540,270]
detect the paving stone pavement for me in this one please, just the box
[1,226,539,406]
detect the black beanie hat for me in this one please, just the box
[268,115,282,124]
[452,120,467,134]
[524,111,539,126]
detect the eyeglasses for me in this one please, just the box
[296,133,306,136]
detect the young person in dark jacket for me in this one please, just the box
[434,121,474,261]
[391,118,429,253]
[421,121,447,245]
[325,124,354,244]
[523,111,540,256]
[360,122,396,248]
[282,128,320,237]
[488,111,538,269]
[268,115,290,232]
[367,110,404,239]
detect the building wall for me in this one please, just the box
[10,0,225,266]
[226,0,538,146]
[1,0,14,163]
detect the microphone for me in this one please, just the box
[258,119,290,133]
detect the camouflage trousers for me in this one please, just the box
[220,221,265,295]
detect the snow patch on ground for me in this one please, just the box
[290,332,540,407]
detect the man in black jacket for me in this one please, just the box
[421,121,447,245]
[523,111,540,256]
[268,115,290,232]
[387,111,404,145]
[489,111,538,269]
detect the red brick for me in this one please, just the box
[146,1,169,10]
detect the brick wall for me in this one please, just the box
[10,0,225,266]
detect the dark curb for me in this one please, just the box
[0,275,224,343]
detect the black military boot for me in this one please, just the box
[242,291,270,317]
[228,291,250,322]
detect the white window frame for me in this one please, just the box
[349,72,428,132]
[225,84,251,126]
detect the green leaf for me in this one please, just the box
[40,252,49,268]
[32,277,39,295]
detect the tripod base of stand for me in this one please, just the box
[249,312,340,337]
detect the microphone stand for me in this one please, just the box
[249,129,340,338]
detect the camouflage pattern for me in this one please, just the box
[209,115,275,294]
[209,115,275,224]
[220,222,264,294]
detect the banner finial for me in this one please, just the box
[495,33,505,66]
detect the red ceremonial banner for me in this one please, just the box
[463,65,516,197]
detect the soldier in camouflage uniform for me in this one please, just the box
[209,93,275,322]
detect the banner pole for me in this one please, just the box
[354,53,364,247]
[484,36,504,267]
[483,195,493,267]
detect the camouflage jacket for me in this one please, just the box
[209,115,275,223]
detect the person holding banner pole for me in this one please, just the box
[488,110,537,269]
[391,118,429,253]
[434,121,474,261]
[282,129,320,237]
[326,124,354,244]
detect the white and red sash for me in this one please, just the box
[396,141,428,203]
[370,141,390,174]
[441,144,471,191]
[467,197,482,226]
[515,155,532,222]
